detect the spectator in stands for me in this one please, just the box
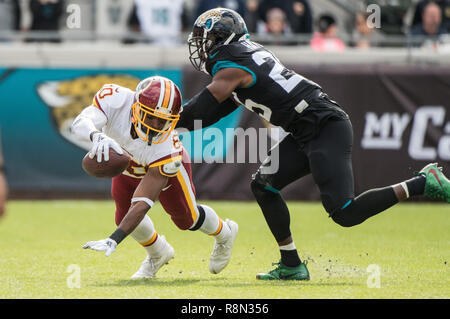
[245,0,259,33]
[124,3,141,44]
[412,0,450,32]
[0,0,21,38]
[310,14,345,52]
[180,0,193,32]
[134,0,184,46]
[289,0,312,34]
[96,0,135,43]
[0,137,8,219]
[195,0,247,20]
[257,0,312,34]
[352,11,384,49]
[259,7,289,35]
[256,7,297,45]
[28,0,63,42]
[410,1,448,48]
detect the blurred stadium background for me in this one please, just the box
[0,0,449,202]
[0,0,449,301]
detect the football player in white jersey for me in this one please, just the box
[71,76,238,278]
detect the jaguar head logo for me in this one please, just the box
[37,74,140,150]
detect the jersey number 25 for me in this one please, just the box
[252,51,304,93]
[240,51,305,121]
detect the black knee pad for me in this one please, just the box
[250,174,267,198]
[189,205,206,231]
[250,172,279,199]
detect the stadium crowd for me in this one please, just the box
[0,0,449,49]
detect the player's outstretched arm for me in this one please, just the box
[71,105,107,142]
[116,167,167,235]
[176,68,253,131]
[176,95,239,131]
[82,166,168,256]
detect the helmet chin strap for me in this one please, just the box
[200,62,208,74]
[147,130,158,145]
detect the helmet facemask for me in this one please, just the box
[131,101,178,145]
[188,27,215,73]
[131,77,181,145]
[188,8,244,74]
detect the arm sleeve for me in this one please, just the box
[176,88,239,131]
[71,105,108,141]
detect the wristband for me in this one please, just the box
[131,197,154,208]
[109,228,127,244]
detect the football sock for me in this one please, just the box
[279,242,301,267]
[195,204,231,243]
[251,184,292,243]
[333,175,427,227]
[404,175,426,197]
[144,235,169,255]
[130,215,155,243]
[130,215,159,255]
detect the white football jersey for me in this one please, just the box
[134,0,183,45]
[91,84,183,178]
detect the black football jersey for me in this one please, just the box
[205,40,348,141]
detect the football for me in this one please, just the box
[82,149,131,178]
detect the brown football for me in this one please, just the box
[82,149,131,178]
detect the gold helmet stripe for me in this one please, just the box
[167,80,175,111]
[161,79,172,109]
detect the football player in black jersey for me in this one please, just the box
[177,8,450,280]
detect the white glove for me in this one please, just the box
[89,132,123,163]
[82,238,117,256]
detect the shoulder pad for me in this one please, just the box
[227,40,260,56]
[92,84,133,116]
[205,41,257,76]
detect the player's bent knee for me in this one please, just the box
[250,178,264,197]
[331,213,356,227]
[188,204,206,232]
[330,203,361,228]
[250,173,279,199]
[172,217,193,230]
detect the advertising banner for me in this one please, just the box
[1,65,449,201]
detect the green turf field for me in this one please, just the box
[0,200,448,299]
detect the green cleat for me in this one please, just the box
[419,163,450,203]
[256,261,310,281]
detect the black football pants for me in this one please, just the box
[251,118,398,243]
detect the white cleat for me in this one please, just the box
[131,237,174,279]
[209,219,238,274]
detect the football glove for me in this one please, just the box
[82,238,117,257]
[89,132,123,163]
